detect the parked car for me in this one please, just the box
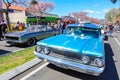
[34,22,105,76]
[4,25,59,46]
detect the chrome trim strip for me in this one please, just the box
[34,51,105,76]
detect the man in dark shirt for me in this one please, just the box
[109,24,114,36]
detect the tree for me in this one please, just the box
[72,12,80,22]
[105,8,120,23]
[88,18,101,24]
[28,0,54,24]
[78,12,89,21]
[2,0,25,29]
[71,11,100,24]
[72,12,89,22]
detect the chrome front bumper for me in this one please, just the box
[34,51,105,76]
[6,40,24,44]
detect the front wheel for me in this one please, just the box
[27,38,36,46]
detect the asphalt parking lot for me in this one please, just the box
[0,32,120,80]
[0,41,27,56]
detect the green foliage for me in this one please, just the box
[105,8,120,22]
[0,46,36,74]
[105,11,113,21]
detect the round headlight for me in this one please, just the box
[94,58,104,67]
[81,56,90,64]
[36,46,42,53]
[44,48,50,54]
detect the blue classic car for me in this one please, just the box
[34,22,105,76]
[4,25,59,46]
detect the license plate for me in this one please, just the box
[86,69,94,75]
[52,62,68,69]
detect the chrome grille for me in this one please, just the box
[49,52,82,63]
[49,49,81,59]
[5,36,19,40]
[48,48,82,63]
[48,47,96,66]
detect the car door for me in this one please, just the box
[34,25,47,40]
[46,26,58,37]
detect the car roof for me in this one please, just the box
[67,22,100,29]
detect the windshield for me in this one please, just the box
[64,26,99,38]
[25,25,47,32]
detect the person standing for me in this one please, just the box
[1,20,8,34]
[0,21,2,40]
[109,24,114,36]
[62,22,67,33]
[58,22,63,33]
[14,21,19,31]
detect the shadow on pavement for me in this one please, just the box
[5,44,29,48]
[47,43,119,80]
[0,49,11,56]
[98,43,119,80]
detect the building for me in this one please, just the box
[26,13,61,25]
[2,4,60,25]
[0,0,3,21]
[2,3,26,24]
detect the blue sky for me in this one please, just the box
[50,0,120,19]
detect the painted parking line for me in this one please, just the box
[20,62,49,80]
[114,37,120,46]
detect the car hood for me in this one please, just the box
[37,34,104,57]
[4,31,34,37]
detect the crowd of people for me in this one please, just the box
[104,24,116,37]
[0,20,8,40]
[1,19,120,40]
[101,23,120,37]
[57,21,73,33]
[13,21,25,31]
[58,21,120,37]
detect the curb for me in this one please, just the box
[0,58,41,80]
